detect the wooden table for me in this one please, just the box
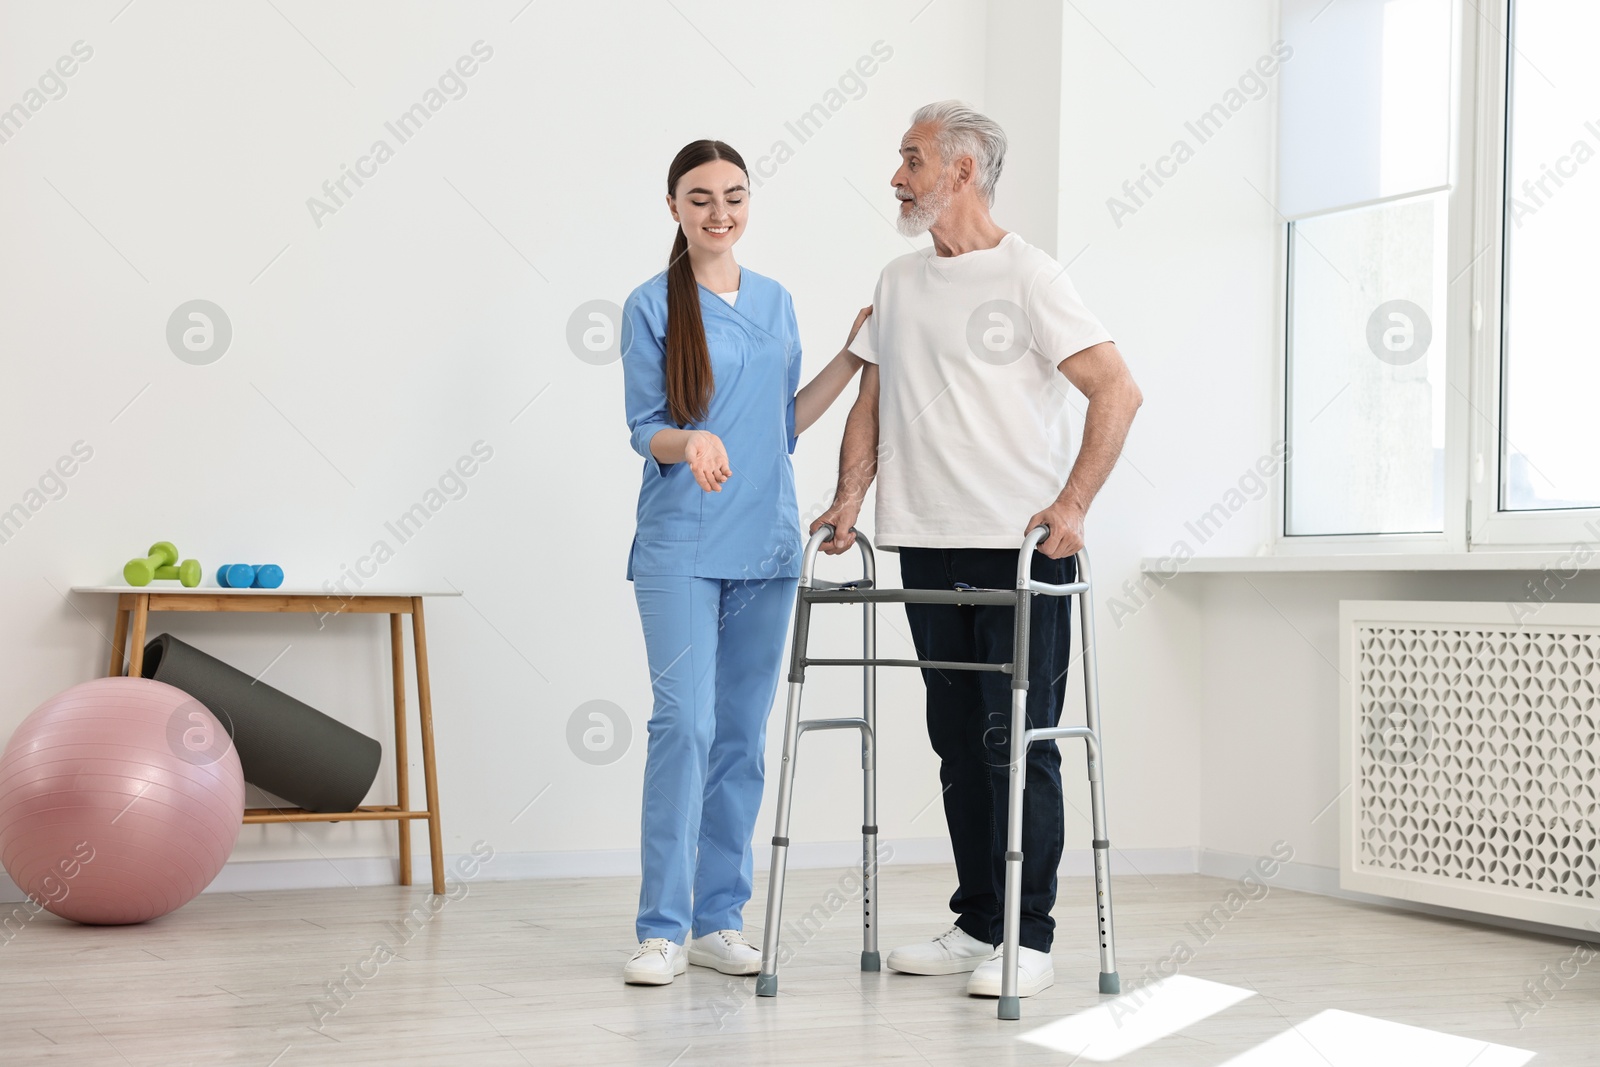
[69,585,458,895]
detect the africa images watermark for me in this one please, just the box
[706,843,893,1030]
[747,40,894,189]
[1508,117,1600,228]
[166,299,233,366]
[1106,441,1290,628]
[305,41,495,229]
[567,698,633,767]
[561,40,893,368]
[0,40,94,147]
[1505,922,1600,1029]
[0,841,96,947]
[0,440,95,549]
[308,839,495,1031]
[316,440,494,627]
[1506,517,1600,628]
[1112,840,1294,1025]
[729,443,896,586]
[1106,40,1293,228]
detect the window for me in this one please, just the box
[1498,0,1600,512]
[1279,0,1455,541]
[1286,194,1449,536]
[1279,0,1600,549]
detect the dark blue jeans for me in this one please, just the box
[899,547,1075,953]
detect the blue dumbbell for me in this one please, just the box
[216,563,284,589]
[217,563,256,588]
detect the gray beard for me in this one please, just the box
[895,184,951,236]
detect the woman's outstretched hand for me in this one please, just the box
[683,430,732,492]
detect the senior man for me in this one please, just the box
[815,100,1142,999]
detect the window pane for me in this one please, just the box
[1286,195,1448,536]
[1278,0,1453,219]
[1501,0,1600,511]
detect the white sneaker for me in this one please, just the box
[623,938,687,985]
[886,925,995,975]
[687,929,762,975]
[965,947,1054,997]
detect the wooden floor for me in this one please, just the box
[2,865,1595,1065]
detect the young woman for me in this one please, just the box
[619,140,868,985]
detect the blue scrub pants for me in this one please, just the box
[633,572,798,943]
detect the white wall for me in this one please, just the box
[0,0,992,890]
[11,0,1496,907]
[985,0,1062,258]
[1053,0,1285,860]
[1054,0,1600,895]
[1194,569,1600,874]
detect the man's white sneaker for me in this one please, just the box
[965,947,1054,997]
[886,925,995,975]
[623,938,687,985]
[687,929,762,975]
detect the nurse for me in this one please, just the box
[619,139,869,985]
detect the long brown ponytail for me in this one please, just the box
[665,139,748,427]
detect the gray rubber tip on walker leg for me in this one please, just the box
[755,974,778,997]
[997,996,1022,1021]
[860,950,881,972]
[1099,971,1121,995]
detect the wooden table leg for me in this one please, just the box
[411,596,445,895]
[108,600,130,677]
[390,612,412,888]
[127,595,151,677]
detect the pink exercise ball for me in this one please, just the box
[0,676,244,925]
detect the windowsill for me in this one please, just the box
[1140,550,1589,574]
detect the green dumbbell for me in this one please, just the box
[125,542,179,586]
[153,560,202,587]
[124,542,200,587]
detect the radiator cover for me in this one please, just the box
[1340,600,1600,930]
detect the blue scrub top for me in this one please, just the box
[621,266,803,581]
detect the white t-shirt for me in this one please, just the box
[848,232,1112,550]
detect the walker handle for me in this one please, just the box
[1018,524,1088,595]
[801,523,875,587]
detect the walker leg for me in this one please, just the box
[859,827,880,972]
[998,578,1036,1022]
[999,685,1029,1021]
[860,809,880,972]
[860,597,880,973]
[1089,773,1120,994]
[757,679,806,997]
[1078,555,1120,994]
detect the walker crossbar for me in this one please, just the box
[803,587,1019,605]
[797,717,874,737]
[1029,725,1098,749]
[808,578,876,592]
[754,524,1120,1020]
[806,657,1012,674]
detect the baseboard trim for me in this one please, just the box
[1197,847,1600,941]
[24,842,1578,942]
[0,841,1199,902]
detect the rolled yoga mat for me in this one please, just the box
[140,633,383,814]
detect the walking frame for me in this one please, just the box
[755,523,1120,1021]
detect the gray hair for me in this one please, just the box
[909,100,1007,205]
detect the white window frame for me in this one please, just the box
[1467,0,1600,546]
[1273,0,1599,555]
